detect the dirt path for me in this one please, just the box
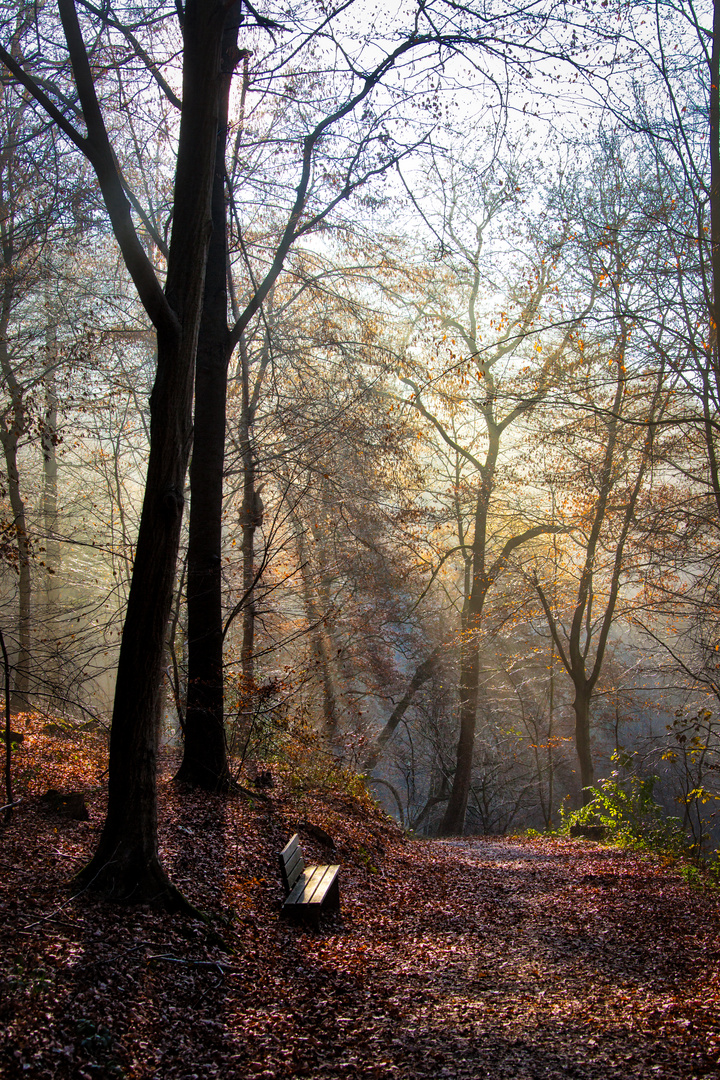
[2,765,720,1079]
[223,834,720,1079]
[330,836,720,1080]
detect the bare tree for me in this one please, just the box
[384,151,581,833]
[1,0,234,904]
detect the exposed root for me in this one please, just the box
[173,762,239,794]
[73,852,202,917]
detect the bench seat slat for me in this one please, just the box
[284,863,340,908]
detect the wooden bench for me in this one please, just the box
[279,833,340,923]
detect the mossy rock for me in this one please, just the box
[0,730,24,744]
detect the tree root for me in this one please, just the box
[73,852,201,917]
[173,762,240,794]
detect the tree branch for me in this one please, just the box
[2,0,178,339]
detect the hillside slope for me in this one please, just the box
[1,736,719,1079]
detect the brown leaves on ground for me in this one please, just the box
[1,736,719,1079]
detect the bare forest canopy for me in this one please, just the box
[1,0,720,905]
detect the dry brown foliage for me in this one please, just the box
[1,733,719,1078]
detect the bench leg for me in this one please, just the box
[324,875,340,912]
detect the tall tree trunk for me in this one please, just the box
[42,320,60,609]
[437,624,482,835]
[3,435,30,714]
[438,425,500,836]
[41,310,61,706]
[237,376,258,735]
[232,310,273,749]
[573,682,594,802]
[295,518,340,734]
[176,7,241,791]
[74,0,227,905]
[705,0,720,520]
[710,0,720,386]
[308,508,347,729]
[546,640,555,828]
[0,280,30,714]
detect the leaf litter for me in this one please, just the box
[1,735,719,1078]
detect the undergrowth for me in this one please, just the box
[546,758,720,889]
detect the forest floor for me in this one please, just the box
[1,733,720,1080]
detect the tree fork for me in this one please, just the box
[70,0,228,903]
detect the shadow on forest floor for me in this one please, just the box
[1,739,719,1079]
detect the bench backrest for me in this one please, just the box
[279,833,305,894]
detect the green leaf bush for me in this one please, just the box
[560,761,686,856]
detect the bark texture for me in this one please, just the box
[68,0,227,903]
[437,423,500,836]
[176,5,242,792]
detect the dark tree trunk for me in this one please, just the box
[42,328,60,607]
[303,504,350,735]
[437,626,482,835]
[573,683,594,803]
[41,312,61,704]
[296,517,340,734]
[437,426,500,837]
[74,0,227,905]
[705,0,720,519]
[176,7,241,792]
[229,315,272,752]
[711,0,720,377]
[2,432,31,715]
[238,393,258,734]
[75,328,202,901]
[1,628,12,821]
[546,640,556,828]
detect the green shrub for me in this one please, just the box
[560,761,686,855]
[288,759,375,805]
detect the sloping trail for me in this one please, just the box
[1,744,719,1079]
[380,837,720,1078]
[286,836,720,1079]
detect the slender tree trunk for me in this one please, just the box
[176,6,241,791]
[308,510,347,724]
[438,425,500,836]
[437,625,482,835]
[573,682,594,802]
[0,282,30,714]
[705,0,720,520]
[1,627,12,821]
[42,322,60,608]
[295,520,340,734]
[710,0,720,373]
[3,436,30,714]
[41,311,61,706]
[232,310,273,746]
[547,640,555,828]
[238,387,258,732]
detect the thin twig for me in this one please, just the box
[147,955,240,976]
